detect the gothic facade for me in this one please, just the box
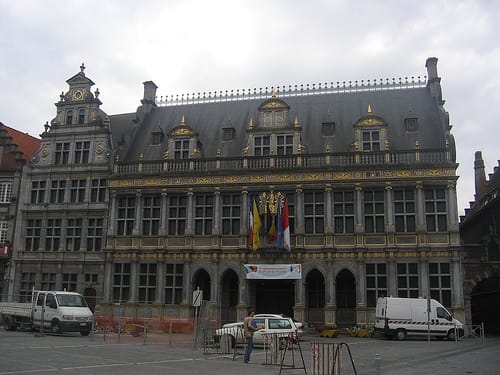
[8,57,464,327]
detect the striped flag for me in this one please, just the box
[282,198,291,251]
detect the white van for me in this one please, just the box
[374,297,463,340]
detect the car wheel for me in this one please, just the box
[4,316,16,331]
[447,329,456,341]
[80,330,91,336]
[51,320,61,334]
[395,329,406,340]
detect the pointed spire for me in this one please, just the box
[271,89,277,98]
[294,115,300,128]
[181,115,186,126]
[368,104,372,114]
[248,117,254,130]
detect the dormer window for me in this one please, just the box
[66,110,73,125]
[405,118,419,132]
[152,133,162,145]
[165,116,201,160]
[223,127,235,141]
[78,109,85,124]
[322,122,335,136]
[353,105,388,153]
[362,130,380,151]
[254,135,270,156]
[277,135,293,155]
[174,139,190,159]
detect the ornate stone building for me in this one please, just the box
[460,152,500,333]
[9,57,463,327]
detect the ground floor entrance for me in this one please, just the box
[251,279,295,317]
[471,277,500,333]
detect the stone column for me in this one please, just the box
[157,259,165,304]
[452,258,464,320]
[324,261,336,327]
[388,259,397,297]
[213,189,221,236]
[103,259,113,302]
[108,192,117,236]
[355,184,363,233]
[420,259,429,297]
[385,184,394,232]
[159,189,168,236]
[241,189,249,236]
[183,261,192,304]
[85,176,91,202]
[130,260,138,302]
[325,185,333,234]
[64,177,71,204]
[356,259,368,325]
[133,190,142,236]
[447,181,459,231]
[294,276,305,322]
[295,186,304,234]
[416,182,425,232]
[185,189,194,235]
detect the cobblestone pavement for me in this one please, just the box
[0,329,498,374]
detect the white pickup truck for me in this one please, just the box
[0,290,94,336]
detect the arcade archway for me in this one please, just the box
[220,269,239,323]
[471,277,500,333]
[335,269,356,328]
[305,269,325,325]
[193,269,211,301]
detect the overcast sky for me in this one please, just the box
[1,0,499,217]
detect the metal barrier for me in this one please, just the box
[458,323,485,344]
[202,327,245,359]
[311,342,358,375]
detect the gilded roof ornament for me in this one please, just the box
[294,115,300,128]
[354,104,387,127]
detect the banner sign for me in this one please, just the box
[244,264,302,279]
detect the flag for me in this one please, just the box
[281,198,291,251]
[277,202,283,249]
[252,199,262,250]
[268,215,278,241]
[249,199,254,247]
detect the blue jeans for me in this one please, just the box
[244,335,253,363]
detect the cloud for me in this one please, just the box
[1,0,499,215]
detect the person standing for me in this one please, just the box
[243,311,261,363]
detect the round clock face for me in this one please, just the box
[72,89,84,100]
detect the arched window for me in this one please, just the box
[66,110,73,125]
[78,109,85,124]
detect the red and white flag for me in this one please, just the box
[281,198,291,251]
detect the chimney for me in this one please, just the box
[474,151,487,200]
[425,57,444,105]
[425,57,438,81]
[143,81,158,104]
[136,81,158,120]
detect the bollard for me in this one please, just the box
[169,322,173,347]
[375,353,381,375]
[118,320,121,343]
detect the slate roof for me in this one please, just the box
[109,84,452,163]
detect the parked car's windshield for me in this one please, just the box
[56,294,88,307]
